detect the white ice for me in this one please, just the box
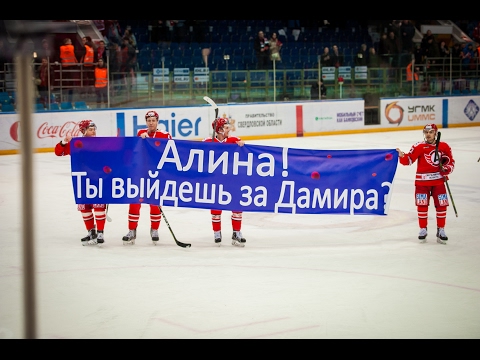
[1,127,479,339]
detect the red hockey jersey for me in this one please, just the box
[399,140,454,186]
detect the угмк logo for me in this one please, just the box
[385,101,404,126]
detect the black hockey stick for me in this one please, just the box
[435,131,458,217]
[159,207,191,248]
[203,96,218,140]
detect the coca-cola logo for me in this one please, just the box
[8,121,84,142]
[37,121,83,139]
[9,121,20,142]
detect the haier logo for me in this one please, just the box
[116,112,202,138]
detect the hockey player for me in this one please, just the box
[396,123,455,244]
[202,117,247,247]
[122,110,173,245]
[55,119,107,246]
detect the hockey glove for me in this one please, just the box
[440,165,453,176]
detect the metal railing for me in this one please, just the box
[0,54,478,112]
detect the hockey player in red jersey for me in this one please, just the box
[203,117,247,247]
[396,124,455,244]
[55,119,107,246]
[122,110,173,245]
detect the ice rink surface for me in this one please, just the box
[1,127,479,339]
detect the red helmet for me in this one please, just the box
[212,117,229,133]
[423,123,438,133]
[145,110,159,120]
[78,119,96,134]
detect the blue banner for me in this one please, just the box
[70,137,399,215]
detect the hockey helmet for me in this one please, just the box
[212,117,229,133]
[423,123,438,133]
[145,110,159,120]
[78,119,96,134]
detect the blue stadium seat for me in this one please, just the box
[1,103,15,112]
[60,102,73,110]
[35,103,46,111]
[74,101,88,110]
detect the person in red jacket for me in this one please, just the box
[54,119,107,246]
[202,117,247,247]
[396,124,455,244]
[122,110,173,245]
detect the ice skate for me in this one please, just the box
[214,231,222,246]
[151,228,159,245]
[81,228,97,246]
[122,229,136,245]
[232,231,246,247]
[418,228,427,243]
[436,228,448,245]
[96,230,104,245]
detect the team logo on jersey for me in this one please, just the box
[424,149,440,166]
[438,193,449,206]
[416,193,428,205]
[464,99,479,121]
[385,101,404,125]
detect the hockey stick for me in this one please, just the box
[203,96,218,140]
[159,207,191,248]
[435,131,458,217]
[106,204,112,222]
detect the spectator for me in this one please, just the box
[378,32,391,67]
[389,20,403,51]
[124,27,137,49]
[450,42,463,70]
[108,42,122,93]
[95,40,107,63]
[35,57,53,108]
[406,58,419,82]
[320,46,333,67]
[355,43,368,66]
[94,58,108,108]
[310,79,326,99]
[413,42,425,65]
[35,38,55,64]
[253,30,270,70]
[105,20,122,45]
[401,20,416,54]
[461,42,476,73]
[438,40,450,71]
[424,35,440,74]
[120,36,137,90]
[58,37,78,102]
[420,29,433,54]
[269,32,283,63]
[472,21,480,44]
[79,36,96,95]
[387,30,402,66]
[331,44,343,67]
[367,47,381,68]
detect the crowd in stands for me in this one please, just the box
[1,19,479,109]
